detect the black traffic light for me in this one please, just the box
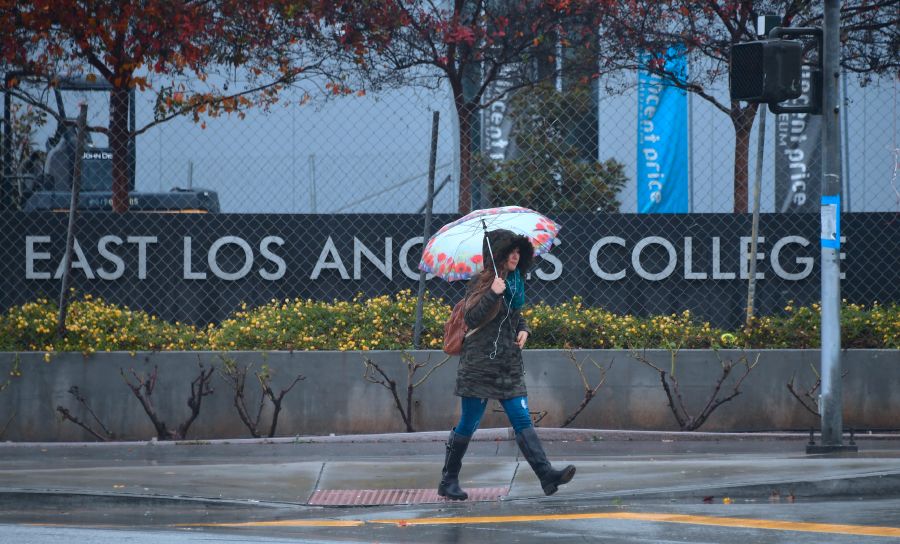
[729,38,803,103]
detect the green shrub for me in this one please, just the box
[0,293,896,352]
[0,294,206,355]
[209,290,449,351]
[741,301,899,349]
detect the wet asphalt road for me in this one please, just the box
[3,495,900,543]
[2,431,899,543]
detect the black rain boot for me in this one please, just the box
[437,429,471,500]
[515,426,576,496]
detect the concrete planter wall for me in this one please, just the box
[0,350,897,442]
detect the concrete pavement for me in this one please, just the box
[1,428,899,510]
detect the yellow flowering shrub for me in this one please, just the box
[524,298,726,349]
[209,290,450,351]
[0,295,207,354]
[0,293,896,352]
[742,300,899,349]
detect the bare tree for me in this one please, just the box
[631,347,759,431]
[787,362,848,417]
[121,360,215,440]
[0,410,12,439]
[363,351,451,432]
[219,356,305,438]
[1,355,23,439]
[560,350,614,428]
[0,380,13,439]
[56,385,116,441]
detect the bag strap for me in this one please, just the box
[461,286,500,339]
[464,324,482,339]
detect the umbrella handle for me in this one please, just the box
[481,219,499,277]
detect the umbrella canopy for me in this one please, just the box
[419,206,561,281]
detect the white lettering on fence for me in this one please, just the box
[22,233,846,283]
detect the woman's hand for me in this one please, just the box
[491,277,506,294]
[516,330,529,349]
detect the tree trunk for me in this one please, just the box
[731,103,758,213]
[456,96,474,214]
[109,86,130,213]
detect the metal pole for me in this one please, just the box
[1,73,14,210]
[417,174,452,214]
[56,104,88,338]
[688,83,694,213]
[811,0,854,453]
[413,111,440,349]
[128,87,136,190]
[308,154,317,213]
[746,105,765,325]
[840,68,851,212]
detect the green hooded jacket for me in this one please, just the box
[455,229,534,400]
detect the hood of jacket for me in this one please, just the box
[482,229,534,274]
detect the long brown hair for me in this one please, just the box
[464,262,508,315]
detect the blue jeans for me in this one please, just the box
[453,396,533,437]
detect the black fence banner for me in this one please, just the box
[774,65,822,213]
[4,212,897,328]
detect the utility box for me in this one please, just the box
[729,39,803,103]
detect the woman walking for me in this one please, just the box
[438,228,576,500]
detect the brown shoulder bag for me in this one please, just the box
[442,294,498,356]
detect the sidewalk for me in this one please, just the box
[1,429,899,509]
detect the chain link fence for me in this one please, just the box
[1,64,897,340]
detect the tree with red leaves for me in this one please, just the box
[1,0,368,212]
[594,0,898,213]
[338,0,613,213]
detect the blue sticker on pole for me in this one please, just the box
[820,195,840,249]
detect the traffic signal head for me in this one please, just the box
[729,39,803,103]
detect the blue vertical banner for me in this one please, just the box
[637,47,689,213]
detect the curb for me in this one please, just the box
[5,471,900,509]
[532,471,900,504]
[0,489,299,510]
[2,428,897,448]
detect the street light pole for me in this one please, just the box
[808,0,856,454]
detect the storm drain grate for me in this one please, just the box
[308,486,509,506]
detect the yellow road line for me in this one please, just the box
[190,512,900,538]
[370,512,900,537]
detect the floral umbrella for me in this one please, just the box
[419,206,561,281]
